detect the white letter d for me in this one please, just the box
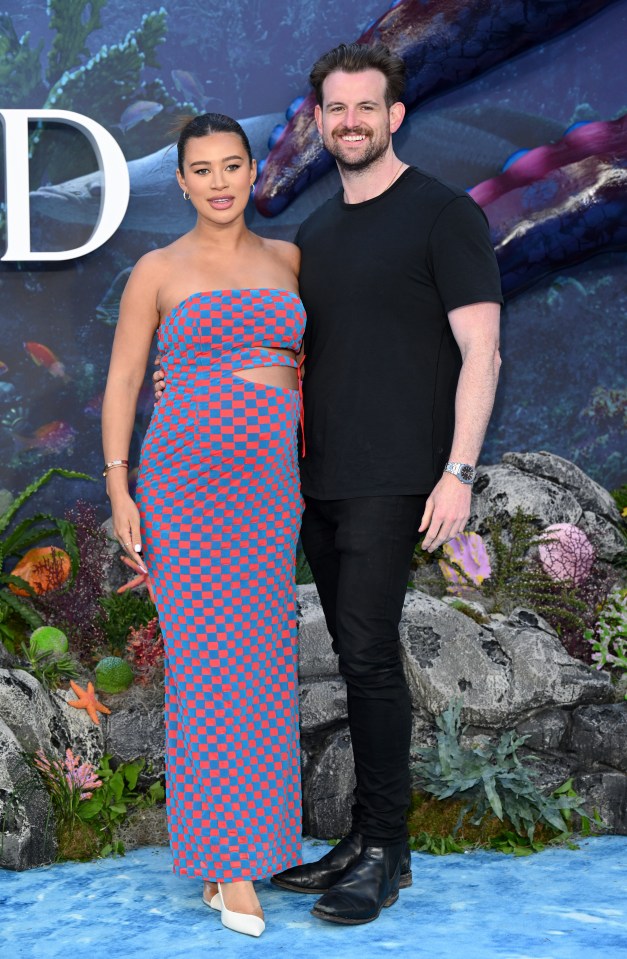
[0,109,129,261]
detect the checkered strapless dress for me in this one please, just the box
[136,289,304,881]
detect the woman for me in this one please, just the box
[102,113,305,939]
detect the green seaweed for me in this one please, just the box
[30,9,194,185]
[0,469,93,653]
[0,14,45,107]
[46,0,107,86]
[97,590,158,655]
[2,4,201,194]
[412,699,589,843]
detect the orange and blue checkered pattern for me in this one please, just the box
[136,289,305,881]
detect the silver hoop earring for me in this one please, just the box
[250,183,256,196]
[183,191,190,201]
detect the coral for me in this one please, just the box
[94,656,134,693]
[29,625,68,656]
[46,0,107,86]
[471,511,588,639]
[33,747,103,861]
[35,747,102,801]
[126,617,163,685]
[551,558,616,663]
[67,680,111,724]
[0,469,89,652]
[98,589,158,655]
[9,546,71,596]
[538,523,596,585]
[439,532,491,595]
[35,501,112,665]
[30,9,198,186]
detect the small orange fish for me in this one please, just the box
[15,420,77,453]
[0,361,8,375]
[23,342,69,380]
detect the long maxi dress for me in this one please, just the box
[136,288,305,881]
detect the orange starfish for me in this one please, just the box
[117,554,155,602]
[67,680,111,724]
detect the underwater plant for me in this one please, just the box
[585,587,627,696]
[34,501,112,665]
[98,589,158,656]
[1,3,201,190]
[412,700,588,844]
[77,754,165,857]
[0,13,46,107]
[0,469,90,653]
[439,531,491,595]
[126,617,163,685]
[478,510,588,637]
[33,747,102,860]
[19,636,78,690]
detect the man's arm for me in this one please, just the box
[419,300,501,552]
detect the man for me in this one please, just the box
[155,42,502,926]
[270,42,502,925]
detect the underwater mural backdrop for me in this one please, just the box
[0,0,625,516]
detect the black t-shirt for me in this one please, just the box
[296,166,503,500]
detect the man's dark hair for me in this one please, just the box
[309,42,406,107]
[176,113,253,171]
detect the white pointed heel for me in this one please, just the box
[218,882,265,938]
[202,889,222,911]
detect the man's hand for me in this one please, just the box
[419,473,472,552]
[153,355,165,402]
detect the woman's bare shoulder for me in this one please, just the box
[133,238,185,274]
[261,237,301,275]
[128,239,190,294]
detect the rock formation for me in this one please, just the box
[1,452,625,868]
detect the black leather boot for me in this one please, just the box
[272,833,412,894]
[311,842,403,924]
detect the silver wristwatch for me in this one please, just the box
[444,461,476,485]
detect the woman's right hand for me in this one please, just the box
[153,355,166,402]
[109,491,147,571]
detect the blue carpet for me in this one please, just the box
[1,837,626,959]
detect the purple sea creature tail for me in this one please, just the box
[471,114,627,206]
[470,113,627,296]
[254,0,618,217]
[488,153,627,297]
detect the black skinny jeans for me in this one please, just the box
[301,494,427,846]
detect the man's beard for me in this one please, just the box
[323,126,391,174]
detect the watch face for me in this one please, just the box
[460,464,475,482]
